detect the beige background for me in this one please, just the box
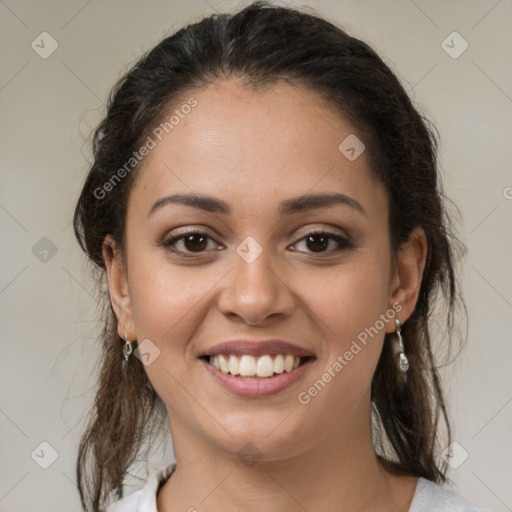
[1,0,511,510]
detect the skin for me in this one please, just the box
[103,78,427,512]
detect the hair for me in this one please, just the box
[73,2,465,510]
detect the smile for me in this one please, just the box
[198,339,315,397]
[207,354,307,378]
[200,355,315,398]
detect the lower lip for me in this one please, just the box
[200,358,315,398]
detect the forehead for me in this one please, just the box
[128,78,386,219]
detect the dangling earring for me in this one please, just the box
[121,331,133,378]
[393,319,409,377]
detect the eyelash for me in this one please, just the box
[160,229,354,257]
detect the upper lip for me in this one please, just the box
[198,339,316,358]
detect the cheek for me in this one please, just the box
[126,248,204,342]
[305,255,391,340]
[125,250,216,406]
[298,250,392,403]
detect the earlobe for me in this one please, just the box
[102,234,135,340]
[386,227,427,332]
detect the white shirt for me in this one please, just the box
[106,463,487,512]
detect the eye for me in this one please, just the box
[291,231,353,254]
[161,231,222,255]
[160,229,353,257]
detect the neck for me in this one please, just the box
[157,411,417,512]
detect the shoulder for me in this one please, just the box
[409,477,487,512]
[106,463,176,512]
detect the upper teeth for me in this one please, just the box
[209,354,301,378]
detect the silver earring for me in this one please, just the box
[121,332,133,377]
[393,319,409,376]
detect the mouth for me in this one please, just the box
[197,339,316,397]
[199,353,315,379]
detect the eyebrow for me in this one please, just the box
[147,192,366,217]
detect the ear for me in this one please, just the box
[102,234,136,340]
[385,227,427,333]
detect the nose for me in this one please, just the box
[217,241,295,326]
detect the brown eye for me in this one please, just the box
[293,231,353,254]
[182,234,208,252]
[305,234,329,252]
[162,231,219,255]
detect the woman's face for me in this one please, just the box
[106,78,423,461]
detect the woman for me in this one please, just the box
[73,2,486,511]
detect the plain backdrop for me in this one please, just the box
[1,1,511,511]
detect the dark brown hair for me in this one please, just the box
[73,2,464,510]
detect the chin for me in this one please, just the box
[204,410,311,459]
